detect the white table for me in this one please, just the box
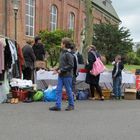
[36,70,135,84]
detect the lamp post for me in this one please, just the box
[12,0,20,41]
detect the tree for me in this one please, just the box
[136,48,140,57]
[82,0,93,59]
[39,29,72,67]
[93,23,133,63]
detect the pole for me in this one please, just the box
[4,0,7,36]
[14,11,17,41]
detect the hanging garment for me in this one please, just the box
[0,41,4,74]
[0,38,6,47]
[17,44,25,78]
[8,40,18,64]
[0,72,9,103]
[5,39,12,69]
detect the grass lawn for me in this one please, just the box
[106,64,140,72]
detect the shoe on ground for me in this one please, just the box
[10,98,15,104]
[14,98,19,104]
[100,96,104,101]
[65,106,74,111]
[89,97,96,100]
[49,106,61,111]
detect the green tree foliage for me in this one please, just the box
[39,29,72,67]
[93,23,133,63]
[136,48,140,58]
[127,52,136,64]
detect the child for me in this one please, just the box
[112,55,124,99]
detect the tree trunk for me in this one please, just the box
[82,0,93,60]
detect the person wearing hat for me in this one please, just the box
[32,36,45,61]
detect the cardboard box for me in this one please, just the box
[95,89,111,100]
[35,61,46,69]
[124,88,136,100]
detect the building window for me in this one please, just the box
[50,5,58,31]
[25,0,35,36]
[69,12,75,30]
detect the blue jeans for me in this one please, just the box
[55,76,74,109]
[113,76,122,97]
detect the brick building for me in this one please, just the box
[0,0,120,48]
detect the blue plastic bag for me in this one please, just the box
[44,86,57,102]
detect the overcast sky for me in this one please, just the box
[112,0,139,42]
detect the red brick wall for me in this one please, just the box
[0,0,119,48]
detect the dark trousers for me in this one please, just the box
[90,84,103,98]
[72,76,76,95]
[23,67,32,80]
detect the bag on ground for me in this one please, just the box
[44,86,57,102]
[33,90,43,101]
[76,89,90,100]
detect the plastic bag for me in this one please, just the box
[33,91,43,101]
[44,86,57,102]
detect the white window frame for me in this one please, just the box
[50,5,58,31]
[69,12,75,30]
[25,0,35,37]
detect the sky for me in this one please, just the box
[112,0,140,42]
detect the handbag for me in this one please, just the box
[90,52,105,76]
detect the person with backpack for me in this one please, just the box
[49,37,74,111]
[85,45,104,100]
[112,55,124,100]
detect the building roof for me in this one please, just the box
[92,0,121,22]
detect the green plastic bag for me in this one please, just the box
[33,91,43,101]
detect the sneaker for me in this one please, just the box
[14,98,19,104]
[118,96,122,100]
[100,96,104,101]
[65,106,74,111]
[49,106,61,111]
[89,97,95,100]
[10,98,15,104]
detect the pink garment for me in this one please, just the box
[0,41,4,74]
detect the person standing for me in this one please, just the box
[112,55,124,100]
[70,43,79,100]
[32,36,45,61]
[85,45,104,100]
[75,48,84,64]
[22,40,36,80]
[49,37,74,111]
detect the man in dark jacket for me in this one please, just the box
[32,36,45,61]
[22,40,36,80]
[49,37,74,111]
[112,55,124,99]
